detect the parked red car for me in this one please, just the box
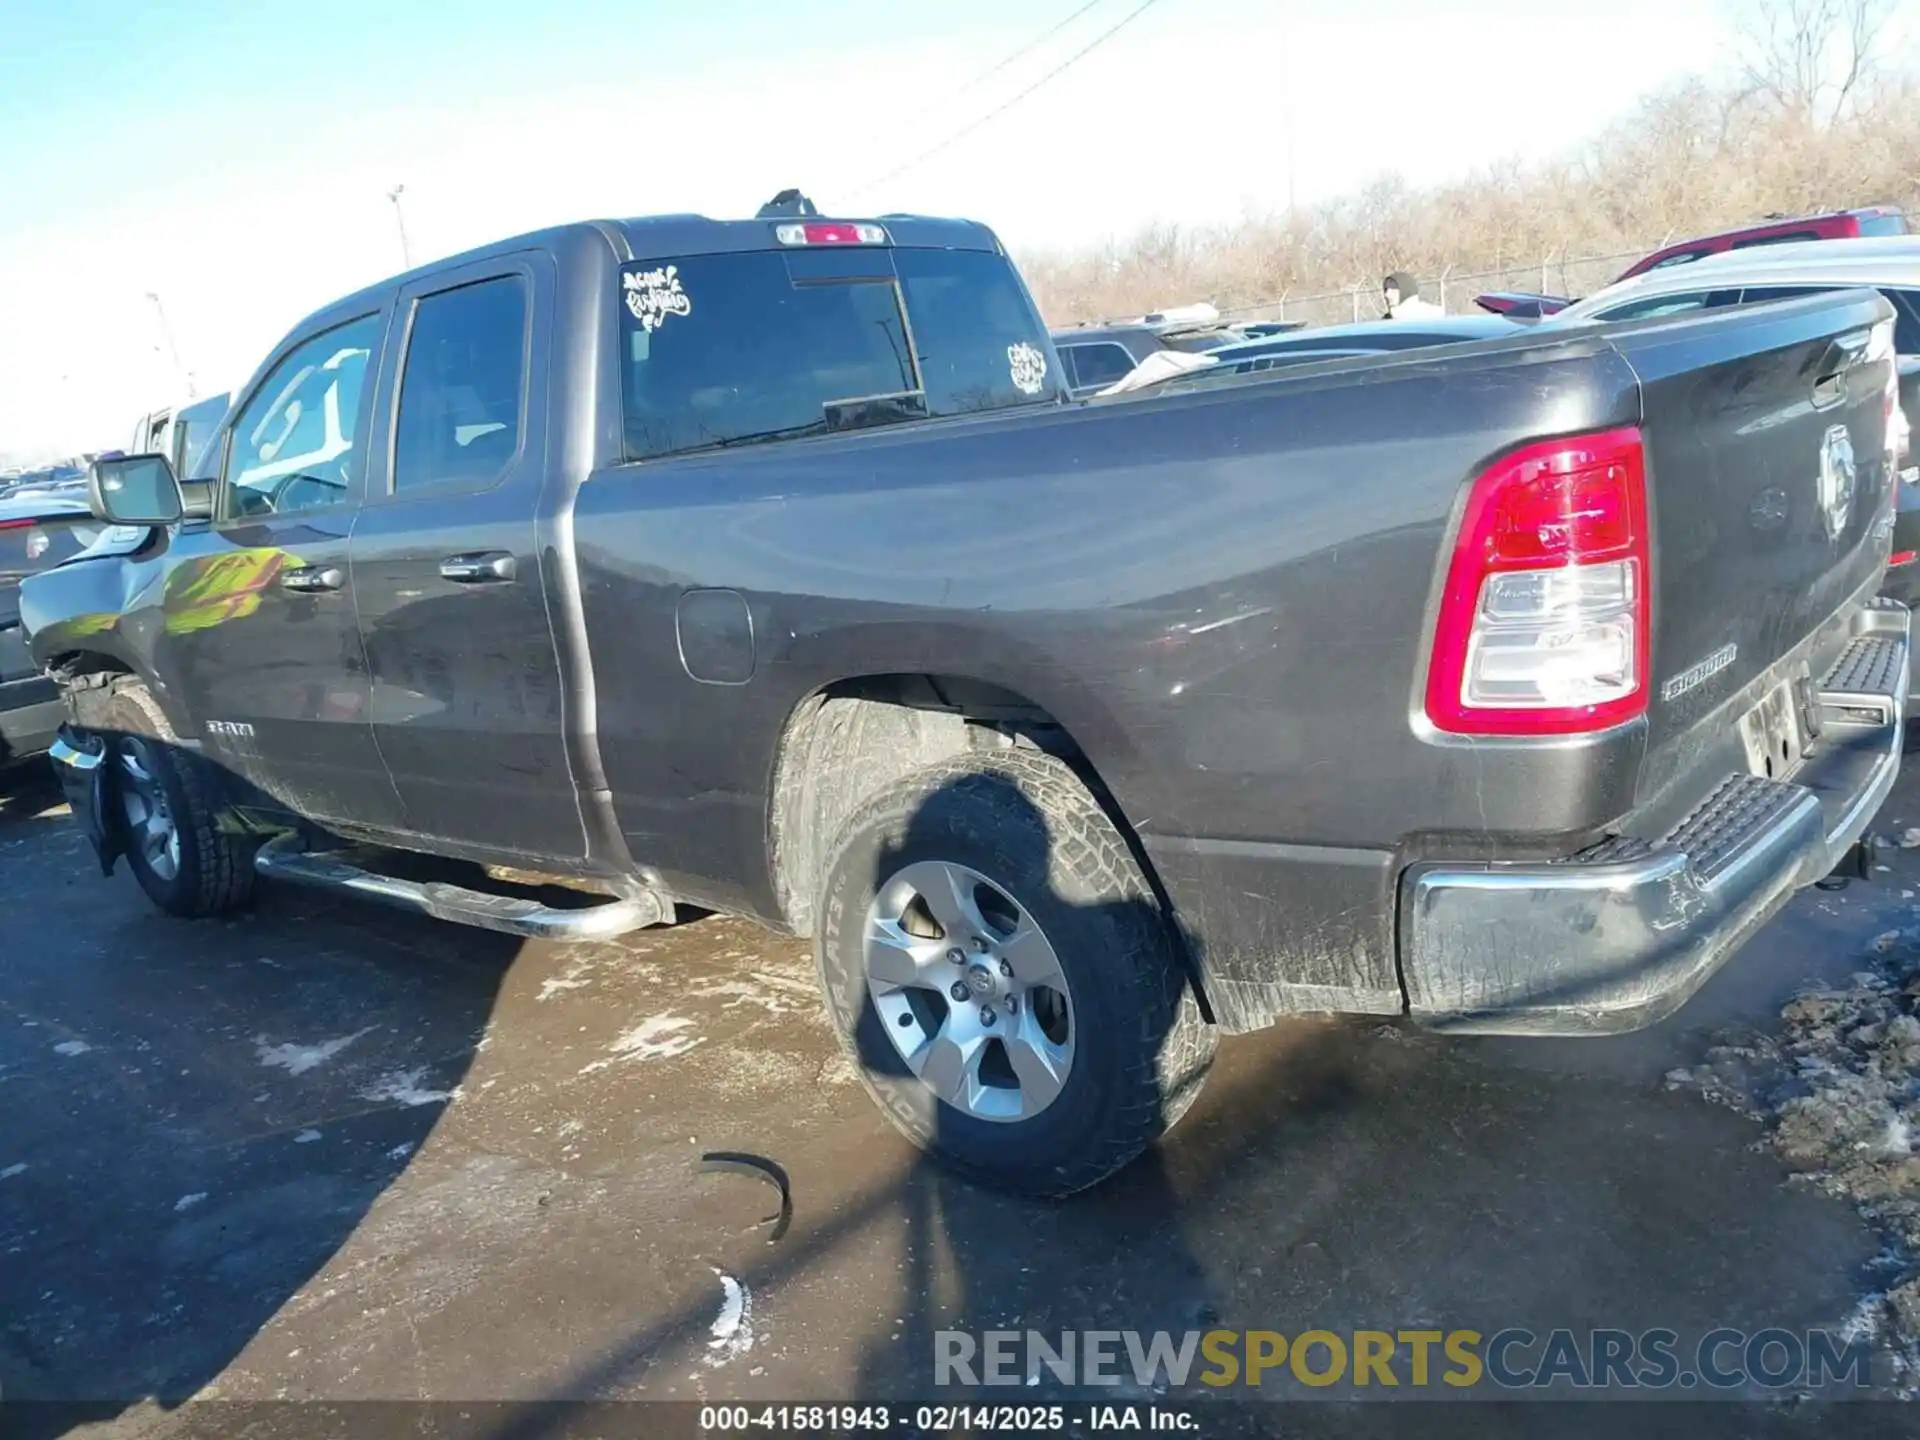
[1476,207,1907,316]
[1616,206,1906,280]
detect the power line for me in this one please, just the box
[851,0,1168,198]
[951,0,1110,100]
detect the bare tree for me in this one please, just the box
[1733,0,1895,126]
[1017,40,1920,328]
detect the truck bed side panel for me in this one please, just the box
[572,334,1642,1017]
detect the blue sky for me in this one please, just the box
[0,0,1765,455]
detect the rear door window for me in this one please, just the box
[620,246,1059,462]
[392,275,528,493]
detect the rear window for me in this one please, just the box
[620,247,1060,461]
[1856,213,1906,238]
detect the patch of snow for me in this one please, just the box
[538,975,591,1002]
[1,1163,26,1179]
[255,1027,373,1076]
[387,1142,416,1160]
[1885,1115,1913,1156]
[174,1193,207,1212]
[579,1015,703,1074]
[1899,829,1920,849]
[1841,1293,1886,1346]
[52,1040,91,1057]
[705,1268,753,1367]
[293,1129,322,1144]
[359,1068,456,1108]
[1668,942,1920,1376]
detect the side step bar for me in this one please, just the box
[253,834,668,941]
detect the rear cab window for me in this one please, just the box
[620,242,1062,461]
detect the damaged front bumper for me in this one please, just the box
[1402,601,1909,1036]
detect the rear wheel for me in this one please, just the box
[100,687,256,918]
[813,751,1214,1196]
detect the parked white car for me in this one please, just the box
[1546,236,1920,344]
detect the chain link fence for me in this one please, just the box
[1205,246,1658,327]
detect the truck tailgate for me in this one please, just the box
[1602,290,1897,785]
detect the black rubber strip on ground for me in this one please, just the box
[696,1151,793,1244]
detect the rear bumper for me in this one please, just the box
[1401,601,1908,1035]
[0,675,62,763]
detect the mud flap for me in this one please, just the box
[52,727,126,878]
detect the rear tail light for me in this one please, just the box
[1891,551,1917,568]
[774,222,888,246]
[1426,427,1651,735]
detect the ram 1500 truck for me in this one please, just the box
[19,203,1911,1195]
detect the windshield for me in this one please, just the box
[620,246,1061,461]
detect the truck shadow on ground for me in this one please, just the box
[483,775,1907,1440]
[0,773,511,1439]
[0,761,62,823]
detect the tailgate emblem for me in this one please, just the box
[1817,423,1856,540]
[1661,643,1738,702]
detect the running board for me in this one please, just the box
[253,834,668,940]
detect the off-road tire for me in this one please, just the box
[814,750,1215,1196]
[101,686,256,917]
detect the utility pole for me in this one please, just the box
[144,291,196,398]
[388,183,413,269]
[1280,2,1297,215]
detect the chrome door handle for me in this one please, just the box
[438,552,516,584]
[280,565,344,593]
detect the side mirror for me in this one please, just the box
[88,453,184,526]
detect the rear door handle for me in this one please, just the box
[280,565,344,593]
[438,551,517,584]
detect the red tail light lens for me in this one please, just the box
[1426,427,1651,736]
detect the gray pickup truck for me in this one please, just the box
[18,201,1911,1194]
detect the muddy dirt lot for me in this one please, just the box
[6,761,1920,1437]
